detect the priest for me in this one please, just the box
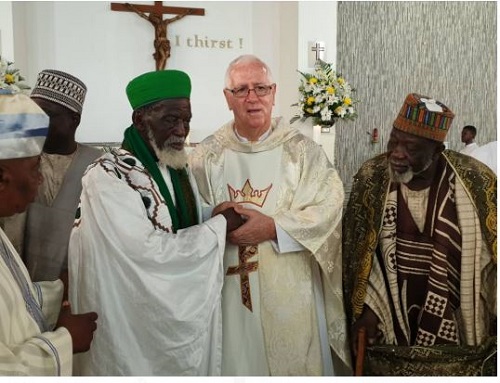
[190,54,351,376]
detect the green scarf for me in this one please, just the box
[122,126,198,232]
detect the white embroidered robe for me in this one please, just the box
[68,149,227,376]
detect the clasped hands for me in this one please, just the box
[213,201,277,246]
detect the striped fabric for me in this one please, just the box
[0,93,49,160]
[0,229,72,375]
[393,93,455,142]
[386,159,463,346]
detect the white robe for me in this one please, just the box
[0,229,72,376]
[190,117,352,376]
[68,149,227,376]
[460,142,479,155]
[469,141,497,175]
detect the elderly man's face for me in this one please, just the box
[386,128,440,183]
[224,61,276,134]
[0,156,42,217]
[135,98,191,169]
[138,98,191,150]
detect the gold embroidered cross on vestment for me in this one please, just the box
[226,245,259,312]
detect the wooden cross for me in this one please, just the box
[111,1,205,70]
[226,245,259,312]
[311,42,325,60]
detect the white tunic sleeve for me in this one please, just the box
[0,327,72,376]
[33,280,64,327]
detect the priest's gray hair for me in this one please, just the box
[224,54,274,88]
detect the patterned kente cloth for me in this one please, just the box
[343,150,496,322]
[343,150,497,375]
[381,157,461,346]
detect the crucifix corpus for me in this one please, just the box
[111,1,205,70]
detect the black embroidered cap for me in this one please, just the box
[31,69,87,114]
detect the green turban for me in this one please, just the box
[126,70,191,110]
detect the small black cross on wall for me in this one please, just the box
[311,42,325,60]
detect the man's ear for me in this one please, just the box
[223,89,233,111]
[132,109,146,133]
[73,112,82,127]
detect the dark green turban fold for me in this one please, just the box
[126,70,191,110]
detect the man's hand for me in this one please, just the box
[56,304,98,354]
[351,305,381,357]
[227,205,277,246]
[212,201,238,217]
[218,206,244,233]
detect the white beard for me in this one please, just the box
[388,166,414,184]
[148,130,188,170]
[389,158,433,184]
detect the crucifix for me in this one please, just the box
[111,1,205,70]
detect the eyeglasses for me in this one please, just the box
[226,84,275,98]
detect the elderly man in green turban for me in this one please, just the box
[68,70,242,376]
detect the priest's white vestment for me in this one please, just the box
[68,149,227,376]
[190,117,352,376]
[0,228,72,375]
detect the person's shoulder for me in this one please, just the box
[194,126,230,154]
[197,133,218,147]
[77,143,105,162]
[84,149,125,175]
[355,153,388,178]
[284,128,329,156]
[444,150,496,179]
[191,134,219,157]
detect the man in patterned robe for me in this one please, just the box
[0,86,97,375]
[190,54,351,376]
[343,93,496,375]
[68,70,242,375]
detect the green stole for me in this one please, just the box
[122,126,198,232]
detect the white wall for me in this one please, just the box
[0,1,14,58]
[4,1,338,152]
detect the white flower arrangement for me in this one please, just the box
[0,56,30,94]
[291,59,359,126]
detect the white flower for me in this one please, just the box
[0,56,30,94]
[290,59,359,125]
[321,108,332,121]
[336,106,347,118]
